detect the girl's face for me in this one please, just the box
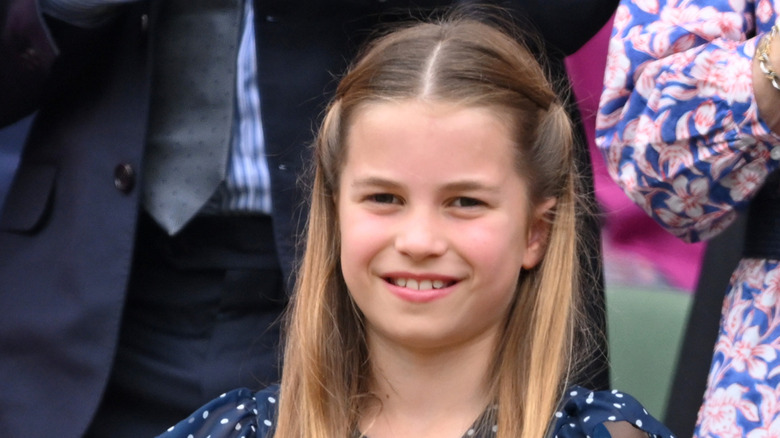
[337,100,553,353]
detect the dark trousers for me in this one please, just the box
[86,213,287,438]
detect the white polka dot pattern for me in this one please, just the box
[156,385,676,438]
[552,386,675,438]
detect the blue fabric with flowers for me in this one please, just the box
[156,385,675,438]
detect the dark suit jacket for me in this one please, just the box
[0,1,616,436]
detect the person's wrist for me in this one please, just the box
[754,21,780,134]
[758,25,780,90]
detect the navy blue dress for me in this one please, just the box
[157,386,675,438]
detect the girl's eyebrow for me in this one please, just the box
[350,176,501,193]
[349,176,401,189]
[441,180,501,193]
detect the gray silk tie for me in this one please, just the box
[143,0,242,235]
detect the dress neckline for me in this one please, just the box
[351,405,498,438]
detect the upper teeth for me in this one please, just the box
[393,278,446,290]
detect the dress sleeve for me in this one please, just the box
[596,0,780,243]
[551,386,675,438]
[156,387,279,438]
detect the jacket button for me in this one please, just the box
[114,163,135,194]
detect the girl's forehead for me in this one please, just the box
[338,100,529,196]
[352,99,508,121]
[346,100,516,145]
[341,100,522,173]
[348,101,514,149]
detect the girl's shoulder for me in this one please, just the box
[156,385,280,438]
[552,386,675,438]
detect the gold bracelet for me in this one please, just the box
[758,23,780,91]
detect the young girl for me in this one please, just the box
[158,13,673,438]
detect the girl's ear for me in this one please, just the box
[522,198,556,269]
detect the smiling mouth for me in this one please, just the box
[386,278,457,290]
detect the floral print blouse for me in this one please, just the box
[597,1,780,437]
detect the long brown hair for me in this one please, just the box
[275,10,587,438]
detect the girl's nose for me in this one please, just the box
[393,209,448,260]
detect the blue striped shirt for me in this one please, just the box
[41,0,273,215]
[208,0,272,215]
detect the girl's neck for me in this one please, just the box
[358,331,497,438]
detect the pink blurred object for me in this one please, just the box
[565,15,705,293]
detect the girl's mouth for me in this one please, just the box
[385,277,457,290]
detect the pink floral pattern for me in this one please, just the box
[597,0,780,437]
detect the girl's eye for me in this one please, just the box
[452,197,485,208]
[368,193,399,204]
